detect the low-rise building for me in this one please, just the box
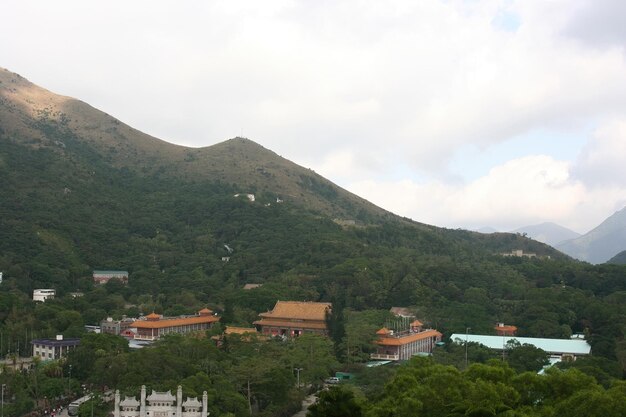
[0,356,35,373]
[253,301,332,337]
[371,320,442,361]
[133,309,220,341]
[93,270,129,285]
[113,386,208,417]
[33,289,55,302]
[31,335,80,360]
[500,250,537,258]
[450,333,591,361]
[101,317,136,335]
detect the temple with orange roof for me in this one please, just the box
[133,308,219,341]
[371,319,442,361]
[253,301,332,337]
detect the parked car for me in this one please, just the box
[325,377,340,384]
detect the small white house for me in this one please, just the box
[33,289,56,302]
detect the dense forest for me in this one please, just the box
[1,81,626,416]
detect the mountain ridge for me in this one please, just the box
[511,222,581,247]
[0,67,393,223]
[556,206,626,264]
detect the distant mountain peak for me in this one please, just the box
[556,206,626,264]
[511,222,580,247]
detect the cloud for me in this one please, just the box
[2,0,626,231]
[573,119,626,188]
[562,0,626,49]
[346,154,621,233]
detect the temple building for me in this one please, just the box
[253,301,332,337]
[133,309,219,341]
[113,386,209,417]
[371,320,442,361]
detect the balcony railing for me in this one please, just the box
[370,353,400,361]
[134,335,158,341]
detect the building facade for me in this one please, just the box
[133,309,219,341]
[33,289,55,302]
[371,321,442,361]
[93,270,129,285]
[113,386,209,417]
[31,335,80,360]
[253,301,332,337]
[101,317,136,335]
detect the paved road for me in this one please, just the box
[292,392,317,417]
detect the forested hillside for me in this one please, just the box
[1,67,626,417]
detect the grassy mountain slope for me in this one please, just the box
[557,207,626,264]
[0,67,390,222]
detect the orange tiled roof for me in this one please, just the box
[198,308,213,315]
[376,329,442,346]
[376,327,390,335]
[134,314,219,329]
[494,325,517,334]
[145,313,161,320]
[259,301,331,321]
[253,319,328,330]
[225,326,257,335]
[411,320,423,327]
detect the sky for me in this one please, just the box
[2,0,626,234]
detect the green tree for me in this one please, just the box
[307,386,363,417]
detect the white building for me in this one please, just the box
[33,289,56,302]
[113,386,209,417]
[450,333,591,361]
[31,335,80,360]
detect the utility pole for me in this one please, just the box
[465,327,471,369]
[2,383,5,417]
[295,368,303,389]
[68,365,72,395]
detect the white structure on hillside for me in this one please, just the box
[33,289,56,302]
[114,386,209,417]
[450,334,591,361]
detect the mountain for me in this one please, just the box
[5,67,626,384]
[607,250,626,265]
[0,66,563,305]
[556,207,626,264]
[511,222,581,247]
[0,67,394,224]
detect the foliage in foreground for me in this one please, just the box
[342,358,626,417]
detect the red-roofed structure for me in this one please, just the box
[371,324,442,361]
[494,323,518,336]
[133,309,219,341]
[253,301,331,337]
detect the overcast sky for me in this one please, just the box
[2,0,626,233]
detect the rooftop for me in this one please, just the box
[225,326,257,335]
[146,390,175,403]
[134,314,219,329]
[93,270,129,275]
[258,301,331,321]
[376,329,442,346]
[450,334,592,355]
[31,338,80,347]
